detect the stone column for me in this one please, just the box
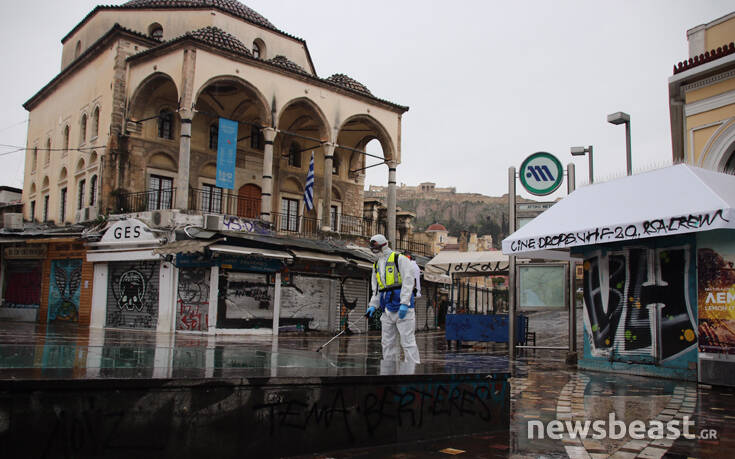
[176,47,196,209]
[321,143,335,232]
[261,127,276,223]
[387,162,397,247]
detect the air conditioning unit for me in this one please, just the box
[3,213,23,231]
[204,214,223,231]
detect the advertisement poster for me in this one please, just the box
[698,231,735,354]
[215,117,238,189]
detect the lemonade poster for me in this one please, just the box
[698,231,735,354]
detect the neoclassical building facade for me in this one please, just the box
[22,0,407,240]
[669,11,735,173]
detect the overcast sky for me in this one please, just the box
[1,0,734,200]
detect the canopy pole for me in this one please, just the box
[508,167,517,360]
[567,164,577,360]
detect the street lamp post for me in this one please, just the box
[570,145,594,184]
[607,111,632,176]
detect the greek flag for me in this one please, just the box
[304,152,315,211]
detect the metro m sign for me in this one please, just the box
[519,152,564,196]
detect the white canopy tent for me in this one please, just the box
[502,164,735,260]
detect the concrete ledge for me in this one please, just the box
[0,372,510,458]
[579,358,696,382]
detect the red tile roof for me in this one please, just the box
[267,55,309,75]
[186,26,252,56]
[122,0,275,29]
[673,42,735,74]
[426,223,447,232]
[325,74,372,96]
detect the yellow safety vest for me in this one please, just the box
[374,252,402,291]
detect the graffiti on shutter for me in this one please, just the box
[106,261,160,329]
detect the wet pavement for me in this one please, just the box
[0,310,733,458]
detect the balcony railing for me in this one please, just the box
[271,212,321,238]
[114,189,427,253]
[115,188,176,213]
[395,238,431,257]
[189,188,260,219]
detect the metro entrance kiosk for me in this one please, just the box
[506,152,578,359]
[503,164,735,384]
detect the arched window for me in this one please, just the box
[288,142,301,168]
[91,107,99,139]
[158,109,173,139]
[149,23,163,40]
[252,39,266,59]
[77,178,86,210]
[45,139,51,165]
[89,174,98,206]
[209,123,218,150]
[332,155,340,175]
[59,186,68,222]
[62,125,70,155]
[250,125,264,150]
[32,147,38,171]
[80,113,87,144]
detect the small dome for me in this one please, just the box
[267,55,309,75]
[325,73,372,96]
[426,223,447,232]
[186,26,251,56]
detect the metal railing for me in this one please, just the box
[271,212,320,238]
[336,214,376,237]
[115,188,176,213]
[189,188,261,219]
[395,238,431,257]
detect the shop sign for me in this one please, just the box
[177,253,282,273]
[4,245,47,259]
[101,219,158,243]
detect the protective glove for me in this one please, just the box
[366,306,377,318]
[398,304,409,319]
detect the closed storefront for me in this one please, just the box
[176,267,210,332]
[88,219,174,332]
[337,277,370,333]
[106,260,161,329]
[41,241,93,324]
[0,244,46,322]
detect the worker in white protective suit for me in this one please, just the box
[366,234,420,364]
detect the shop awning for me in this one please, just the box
[289,249,347,264]
[502,164,735,260]
[347,259,374,270]
[209,244,293,260]
[426,250,510,277]
[153,238,221,256]
[423,271,452,284]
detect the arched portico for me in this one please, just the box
[191,76,271,216]
[336,114,398,245]
[699,117,735,174]
[276,97,331,228]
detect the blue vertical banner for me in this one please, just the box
[216,117,238,189]
[304,152,315,211]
